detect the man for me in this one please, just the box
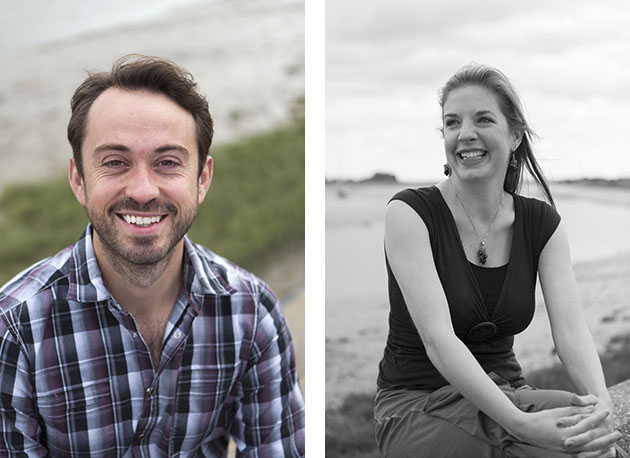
[0,55,305,457]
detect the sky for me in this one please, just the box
[0,0,205,54]
[326,0,630,182]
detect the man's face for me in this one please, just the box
[69,88,212,267]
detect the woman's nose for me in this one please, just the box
[458,120,478,142]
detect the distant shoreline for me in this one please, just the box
[326,173,630,189]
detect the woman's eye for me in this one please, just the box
[478,117,493,124]
[444,119,459,128]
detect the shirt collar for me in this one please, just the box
[67,224,234,304]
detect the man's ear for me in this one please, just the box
[197,155,213,205]
[68,158,87,206]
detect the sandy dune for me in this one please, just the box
[0,0,304,187]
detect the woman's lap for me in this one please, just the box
[374,375,577,458]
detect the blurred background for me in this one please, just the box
[325,1,630,456]
[0,0,305,406]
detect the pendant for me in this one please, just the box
[478,241,488,265]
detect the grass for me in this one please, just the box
[325,335,630,458]
[0,119,304,285]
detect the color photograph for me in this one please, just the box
[0,1,305,456]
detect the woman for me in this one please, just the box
[375,64,625,458]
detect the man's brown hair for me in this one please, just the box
[68,54,213,177]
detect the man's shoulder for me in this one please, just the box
[0,245,74,314]
[185,239,272,299]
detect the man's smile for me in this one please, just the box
[116,213,168,228]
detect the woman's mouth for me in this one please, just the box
[457,150,487,161]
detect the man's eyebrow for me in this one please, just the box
[93,144,130,155]
[92,144,190,156]
[155,145,190,156]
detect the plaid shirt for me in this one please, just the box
[0,226,304,457]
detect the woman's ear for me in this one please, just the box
[511,131,523,152]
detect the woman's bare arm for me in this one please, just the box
[538,222,621,455]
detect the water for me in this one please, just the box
[0,0,208,55]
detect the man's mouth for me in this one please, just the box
[457,150,487,161]
[118,214,165,227]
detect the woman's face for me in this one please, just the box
[442,85,520,184]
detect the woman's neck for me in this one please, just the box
[441,177,506,222]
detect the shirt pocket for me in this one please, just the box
[36,379,116,455]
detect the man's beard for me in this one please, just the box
[86,197,197,267]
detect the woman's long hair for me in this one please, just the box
[439,64,555,207]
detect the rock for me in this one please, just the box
[610,379,630,453]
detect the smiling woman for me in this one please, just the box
[375,63,625,458]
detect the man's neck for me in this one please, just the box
[93,235,185,316]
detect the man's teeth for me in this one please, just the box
[459,150,486,160]
[122,215,162,226]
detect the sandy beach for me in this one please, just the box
[0,0,303,187]
[325,181,630,408]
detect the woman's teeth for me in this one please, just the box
[458,150,486,160]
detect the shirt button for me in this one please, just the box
[139,432,145,439]
[131,332,138,339]
[174,330,182,339]
[146,387,153,396]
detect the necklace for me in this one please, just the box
[451,182,504,265]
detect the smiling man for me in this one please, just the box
[0,55,305,457]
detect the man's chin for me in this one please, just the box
[117,248,171,266]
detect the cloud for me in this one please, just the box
[326,1,630,179]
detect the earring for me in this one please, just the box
[509,153,517,169]
[443,163,452,176]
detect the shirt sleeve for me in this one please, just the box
[533,199,562,255]
[230,282,305,458]
[0,317,47,457]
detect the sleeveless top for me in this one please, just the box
[377,186,561,390]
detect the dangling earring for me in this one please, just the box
[443,163,452,176]
[509,153,517,170]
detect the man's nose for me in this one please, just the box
[123,164,160,203]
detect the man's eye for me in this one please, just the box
[158,160,179,168]
[104,160,125,168]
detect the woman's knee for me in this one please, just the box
[514,387,577,411]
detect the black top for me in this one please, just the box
[377,186,561,390]
[470,262,508,317]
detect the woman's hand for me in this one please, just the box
[509,402,620,454]
[556,397,621,458]
[509,404,596,451]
